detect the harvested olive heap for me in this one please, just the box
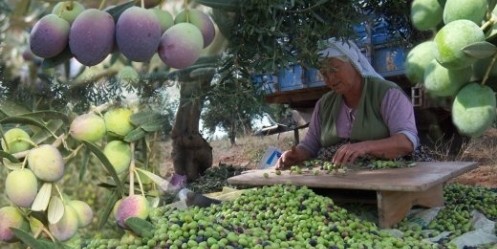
[82,183,497,249]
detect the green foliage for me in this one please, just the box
[207,0,420,74]
[201,58,265,141]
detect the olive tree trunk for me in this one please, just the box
[171,76,213,182]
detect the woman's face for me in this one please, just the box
[319,58,360,94]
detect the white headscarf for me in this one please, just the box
[318,38,383,79]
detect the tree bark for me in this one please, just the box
[171,77,213,182]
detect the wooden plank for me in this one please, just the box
[264,87,329,108]
[227,161,477,192]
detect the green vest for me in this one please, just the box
[319,77,401,147]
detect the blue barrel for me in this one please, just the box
[371,45,407,77]
[304,67,326,87]
[371,19,390,45]
[278,64,304,91]
[353,23,368,47]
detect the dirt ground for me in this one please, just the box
[453,128,497,188]
[161,127,497,188]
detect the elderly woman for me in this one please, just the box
[276,39,419,169]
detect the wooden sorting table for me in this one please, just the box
[227,161,477,228]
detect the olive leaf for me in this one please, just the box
[19,110,69,124]
[140,123,163,132]
[106,0,135,19]
[489,0,497,17]
[1,158,22,170]
[11,228,58,249]
[31,183,52,212]
[462,41,497,59]
[28,216,44,236]
[135,168,170,191]
[31,119,64,144]
[124,217,155,238]
[129,111,164,126]
[83,141,124,196]
[124,127,146,142]
[189,67,216,79]
[79,147,91,181]
[0,100,31,117]
[98,190,119,229]
[0,150,20,163]
[47,196,64,224]
[0,116,55,137]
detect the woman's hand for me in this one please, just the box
[275,146,311,170]
[332,142,369,166]
[332,134,414,165]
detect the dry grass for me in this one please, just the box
[210,131,298,168]
[454,128,497,187]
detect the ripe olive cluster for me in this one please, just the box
[0,127,94,243]
[82,185,438,249]
[0,106,167,244]
[408,0,497,138]
[29,1,216,69]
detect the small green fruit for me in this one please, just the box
[434,19,485,69]
[28,144,65,182]
[443,0,487,25]
[152,8,174,33]
[5,168,38,208]
[410,0,444,31]
[423,59,471,97]
[174,9,216,48]
[48,204,79,241]
[52,1,85,24]
[0,206,30,243]
[1,128,33,154]
[452,83,496,137]
[103,140,132,174]
[68,200,93,227]
[69,113,106,142]
[104,108,134,137]
[115,195,150,228]
[405,41,437,85]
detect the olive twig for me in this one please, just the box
[482,51,497,86]
[133,168,146,196]
[98,0,107,10]
[129,142,136,196]
[55,184,64,202]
